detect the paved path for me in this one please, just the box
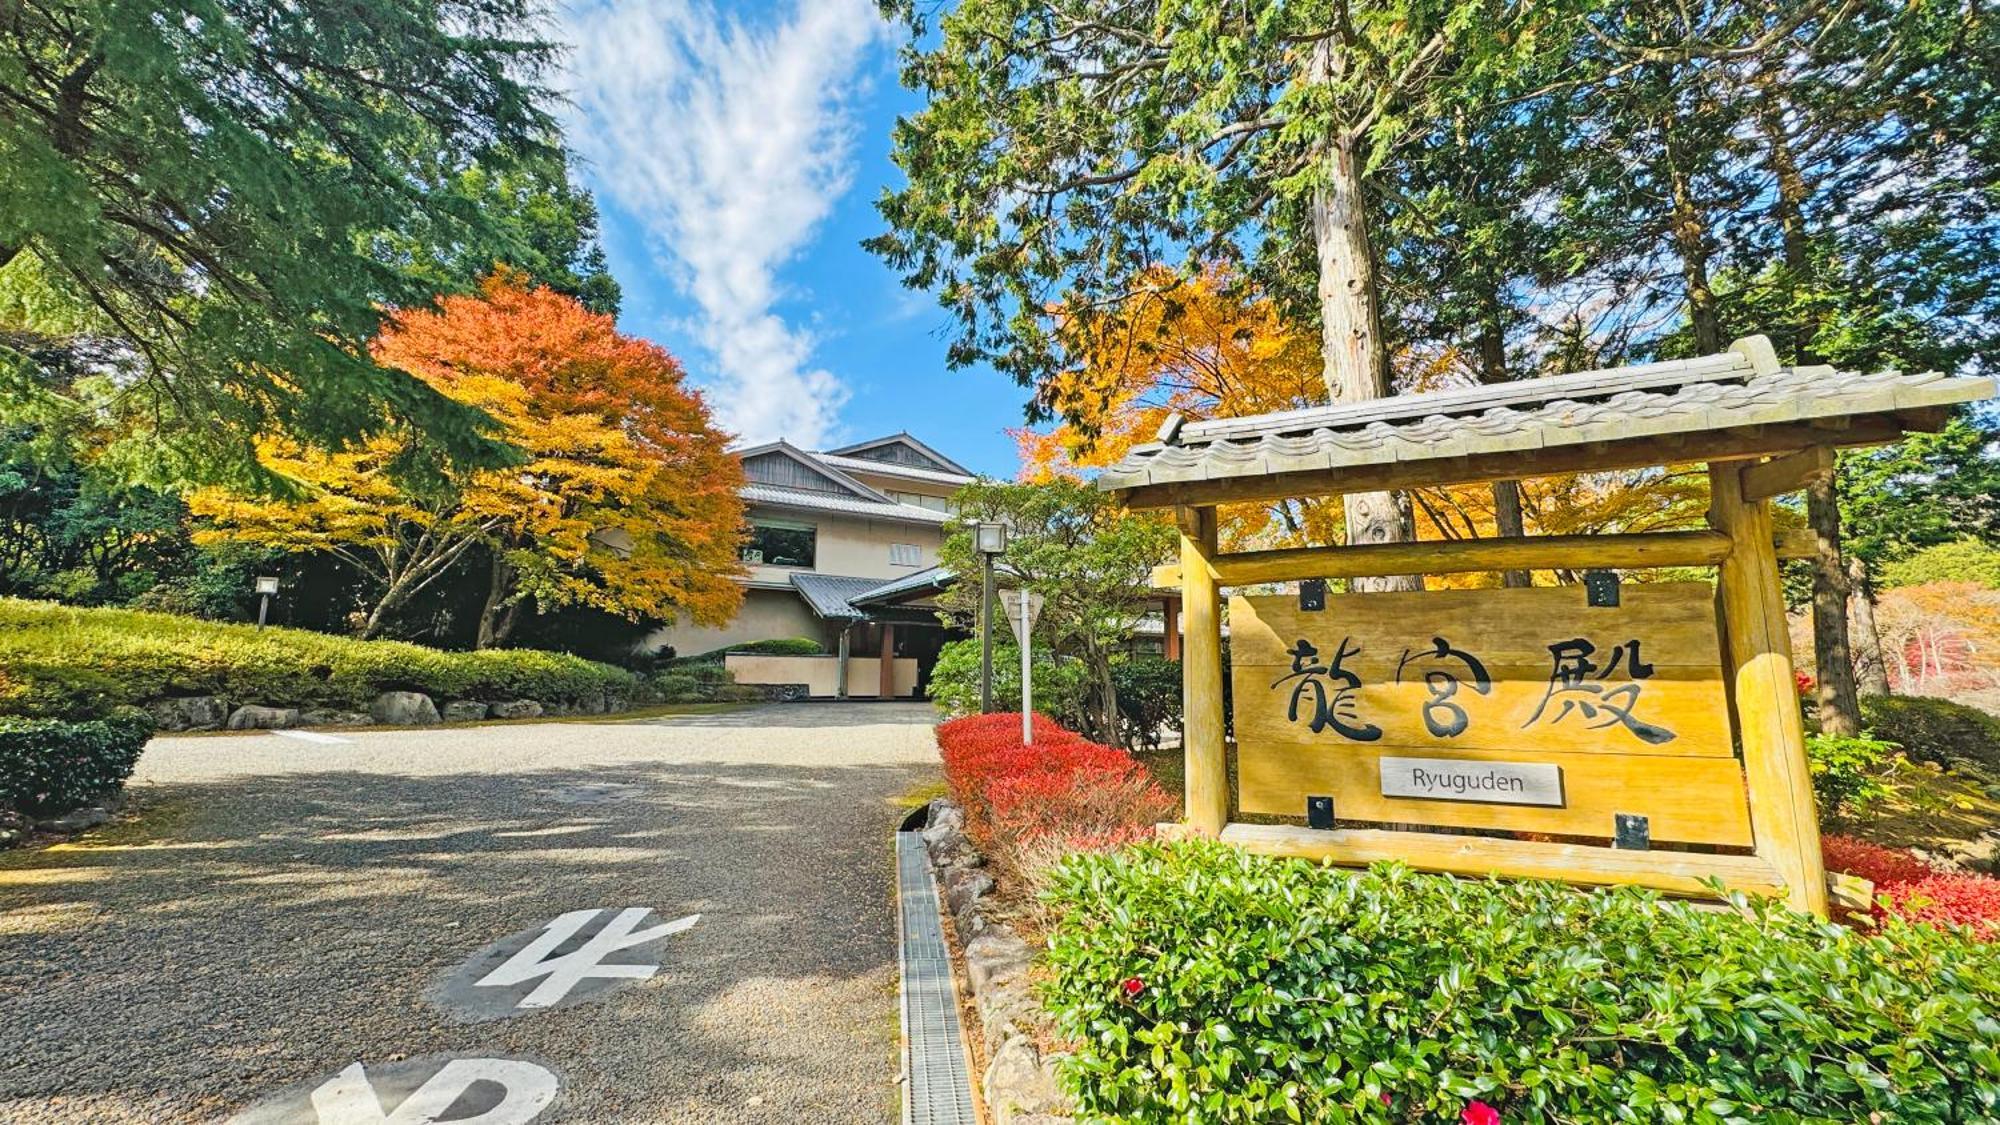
[0,703,942,1124]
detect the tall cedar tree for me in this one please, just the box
[0,0,562,476]
[870,0,1591,589]
[190,277,745,644]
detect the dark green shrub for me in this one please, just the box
[1113,656,1182,751]
[0,709,153,816]
[0,598,641,716]
[1806,731,1898,821]
[1863,694,2000,778]
[1044,842,2000,1124]
[667,636,823,666]
[650,660,748,704]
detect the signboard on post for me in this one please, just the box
[999,589,1045,745]
[1229,583,1752,846]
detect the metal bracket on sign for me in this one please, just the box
[1614,813,1651,850]
[1306,795,1336,830]
[1584,569,1621,608]
[1300,578,1327,612]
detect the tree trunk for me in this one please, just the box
[1807,474,1861,734]
[477,551,519,650]
[1664,144,1722,354]
[1849,554,1891,696]
[1754,69,1819,363]
[1308,40,1419,594]
[1474,307,1531,587]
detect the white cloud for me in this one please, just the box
[560,0,884,446]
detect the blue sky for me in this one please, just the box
[558,0,1031,477]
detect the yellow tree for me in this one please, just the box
[1023,269,1708,584]
[192,276,745,643]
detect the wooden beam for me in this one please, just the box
[1116,416,1913,511]
[1177,507,1228,836]
[1151,528,1824,588]
[878,624,895,700]
[1710,464,1829,916]
[1217,822,1786,900]
[1740,446,1836,502]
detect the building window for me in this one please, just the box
[742,521,816,568]
[888,490,952,513]
[889,543,923,567]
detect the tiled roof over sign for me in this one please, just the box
[1096,339,1994,505]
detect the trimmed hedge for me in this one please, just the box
[668,636,824,665]
[0,598,642,717]
[0,709,153,817]
[1863,694,2000,779]
[1044,842,2000,1123]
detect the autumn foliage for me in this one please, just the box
[935,713,1174,867]
[191,275,744,642]
[1822,833,2000,938]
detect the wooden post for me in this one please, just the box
[1709,463,1828,916]
[1162,595,1181,661]
[1178,506,1228,836]
[879,624,896,699]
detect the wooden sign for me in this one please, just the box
[1229,583,1754,846]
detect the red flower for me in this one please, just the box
[1120,976,1145,998]
[1462,1101,1501,1125]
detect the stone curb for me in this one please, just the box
[920,800,1072,1124]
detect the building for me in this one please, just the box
[642,433,974,698]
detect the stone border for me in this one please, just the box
[918,800,1071,1125]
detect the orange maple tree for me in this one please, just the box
[1019,268,1706,583]
[193,274,745,644]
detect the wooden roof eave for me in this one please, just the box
[1107,410,1936,512]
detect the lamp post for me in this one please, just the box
[973,521,1008,713]
[254,576,280,630]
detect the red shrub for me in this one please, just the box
[1822,834,1939,886]
[934,711,1173,867]
[1822,833,2000,938]
[1882,875,2000,938]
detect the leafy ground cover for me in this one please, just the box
[1043,842,2000,1124]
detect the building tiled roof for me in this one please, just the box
[1096,341,1994,501]
[848,565,955,607]
[788,574,890,621]
[813,453,974,486]
[742,484,953,524]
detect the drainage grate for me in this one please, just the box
[897,831,979,1125]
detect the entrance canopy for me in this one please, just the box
[1098,337,1992,511]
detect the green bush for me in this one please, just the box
[930,636,1089,724]
[1113,656,1182,752]
[668,636,823,665]
[0,598,641,717]
[650,660,748,703]
[1044,842,2000,1123]
[1806,731,1899,821]
[0,708,153,816]
[1863,694,2000,779]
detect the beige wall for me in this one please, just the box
[726,653,921,698]
[742,507,946,585]
[640,587,823,658]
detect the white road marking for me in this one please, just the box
[308,1058,558,1124]
[476,907,699,1009]
[272,730,351,745]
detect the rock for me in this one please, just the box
[370,691,440,726]
[578,691,609,715]
[226,705,301,730]
[41,802,114,833]
[964,931,1033,994]
[945,869,994,918]
[441,700,490,723]
[976,978,1040,1056]
[984,1036,1066,1124]
[147,695,229,732]
[489,700,544,720]
[300,709,372,728]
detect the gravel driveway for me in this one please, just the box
[0,703,942,1124]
